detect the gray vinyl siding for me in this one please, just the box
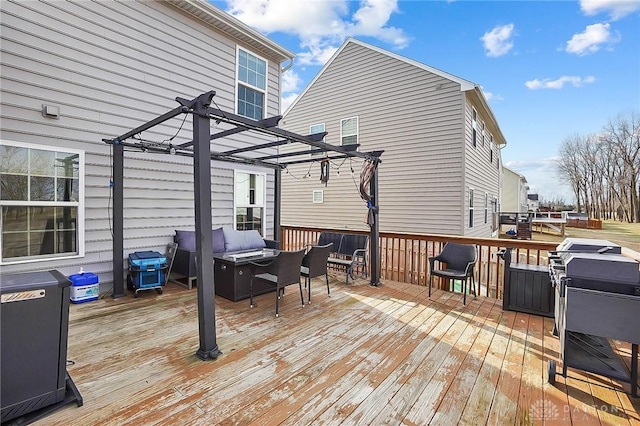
[281,41,465,235]
[463,95,501,238]
[0,0,282,280]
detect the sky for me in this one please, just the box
[210,0,640,204]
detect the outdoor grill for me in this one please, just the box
[548,238,639,397]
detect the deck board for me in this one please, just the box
[20,275,638,426]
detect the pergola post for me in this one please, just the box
[191,92,222,360]
[274,167,282,245]
[111,141,125,298]
[369,165,381,286]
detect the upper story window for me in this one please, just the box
[309,123,326,157]
[341,117,358,146]
[234,170,265,235]
[1,140,84,264]
[481,121,485,146]
[489,133,494,163]
[237,48,267,120]
[471,108,477,147]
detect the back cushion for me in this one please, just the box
[174,230,196,251]
[222,227,266,252]
[175,228,225,252]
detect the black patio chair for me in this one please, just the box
[301,243,333,304]
[250,249,306,317]
[428,242,478,305]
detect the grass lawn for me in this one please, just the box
[530,219,640,253]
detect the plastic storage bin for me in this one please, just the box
[68,272,99,304]
[128,251,167,297]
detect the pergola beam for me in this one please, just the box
[220,139,290,156]
[110,105,189,144]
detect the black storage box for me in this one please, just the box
[499,247,554,317]
[1,270,82,422]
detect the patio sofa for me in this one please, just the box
[171,227,279,290]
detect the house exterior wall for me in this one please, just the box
[280,40,504,237]
[462,95,502,238]
[501,167,528,212]
[0,0,286,280]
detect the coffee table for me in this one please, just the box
[213,249,280,302]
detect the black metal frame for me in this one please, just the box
[103,91,383,360]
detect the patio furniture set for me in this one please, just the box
[169,228,370,316]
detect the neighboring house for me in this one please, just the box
[527,193,540,212]
[502,167,529,212]
[279,38,506,237]
[0,0,293,283]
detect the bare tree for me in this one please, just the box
[600,112,640,222]
[556,112,639,223]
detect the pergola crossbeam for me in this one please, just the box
[221,139,290,156]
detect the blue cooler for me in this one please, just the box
[127,251,167,296]
[68,272,99,303]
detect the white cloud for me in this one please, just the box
[565,23,620,55]
[481,87,505,102]
[282,69,302,93]
[481,23,515,57]
[221,0,410,66]
[281,93,299,113]
[580,0,640,20]
[525,75,596,89]
[505,157,575,202]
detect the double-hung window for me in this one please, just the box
[341,117,358,146]
[484,193,489,224]
[468,188,474,228]
[1,141,84,263]
[489,134,494,163]
[237,48,267,120]
[309,123,326,157]
[471,108,477,147]
[234,171,265,235]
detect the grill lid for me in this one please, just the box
[559,252,639,284]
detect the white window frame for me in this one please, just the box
[471,108,477,147]
[309,123,326,157]
[1,140,85,265]
[235,47,268,120]
[489,133,494,163]
[484,192,489,224]
[468,188,474,228]
[233,169,266,235]
[340,116,359,146]
[312,190,324,204]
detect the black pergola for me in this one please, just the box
[103,91,383,360]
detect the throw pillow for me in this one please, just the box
[175,228,225,253]
[222,227,266,252]
[212,227,225,253]
[174,230,196,251]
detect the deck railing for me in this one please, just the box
[280,225,557,299]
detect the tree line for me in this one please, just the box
[557,111,639,223]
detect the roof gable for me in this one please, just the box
[284,37,477,115]
[284,37,507,146]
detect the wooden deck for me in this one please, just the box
[39,276,639,425]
